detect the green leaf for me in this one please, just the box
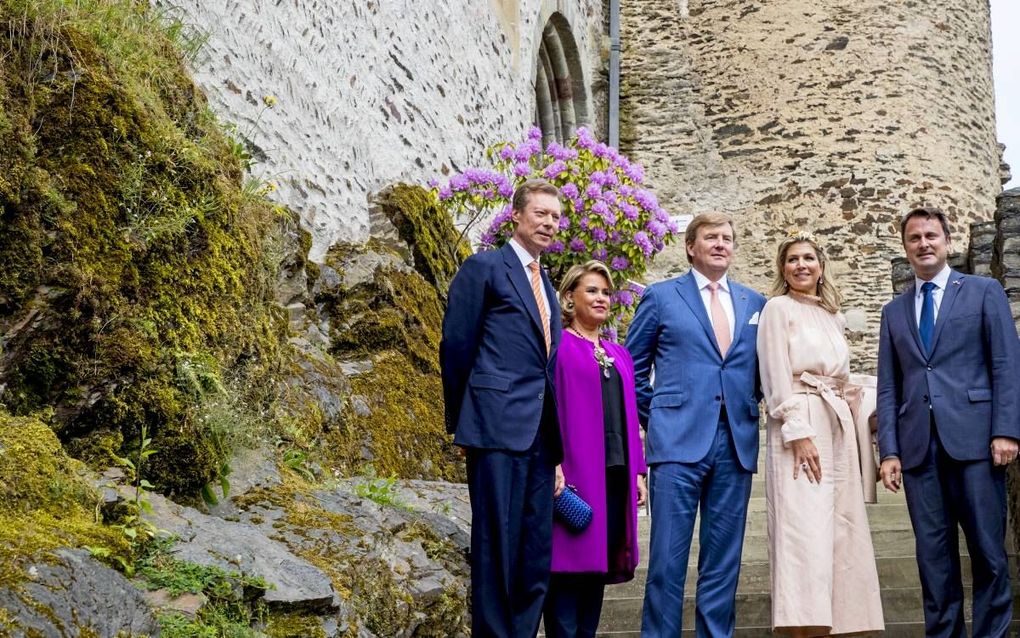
[200,483,219,506]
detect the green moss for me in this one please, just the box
[264,612,328,638]
[0,1,288,495]
[324,353,460,481]
[376,184,471,293]
[0,412,129,589]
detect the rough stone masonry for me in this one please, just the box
[621,0,1004,367]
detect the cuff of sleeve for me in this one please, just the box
[780,418,815,446]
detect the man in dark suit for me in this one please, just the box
[440,179,564,638]
[625,212,766,637]
[877,206,1020,638]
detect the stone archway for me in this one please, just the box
[533,13,590,146]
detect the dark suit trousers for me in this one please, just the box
[902,420,1012,638]
[466,419,556,638]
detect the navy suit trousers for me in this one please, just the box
[902,419,1013,638]
[466,415,557,638]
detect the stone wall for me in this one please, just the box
[156,0,606,260]
[620,0,1001,368]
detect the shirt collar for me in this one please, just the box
[508,238,538,269]
[915,264,952,294]
[691,267,729,293]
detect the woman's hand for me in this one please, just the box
[554,464,566,497]
[791,437,821,483]
[636,474,648,506]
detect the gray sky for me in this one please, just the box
[992,0,1019,190]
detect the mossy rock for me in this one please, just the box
[375,184,471,295]
[0,2,288,495]
[0,411,128,589]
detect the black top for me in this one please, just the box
[601,364,627,467]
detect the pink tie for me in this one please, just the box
[708,282,731,356]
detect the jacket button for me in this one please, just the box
[926,365,933,371]
[923,395,929,402]
[538,393,544,400]
[715,395,721,401]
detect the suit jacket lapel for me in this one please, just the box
[899,283,925,357]
[501,244,546,345]
[929,270,964,356]
[727,283,749,359]
[675,273,719,356]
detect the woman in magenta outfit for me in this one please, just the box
[542,260,648,638]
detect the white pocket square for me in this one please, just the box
[749,312,760,325]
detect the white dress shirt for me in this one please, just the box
[509,238,552,318]
[913,264,952,326]
[692,268,735,339]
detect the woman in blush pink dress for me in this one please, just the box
[756,233,884,637]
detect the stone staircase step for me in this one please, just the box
[593,619,1020,637]
[607,554,1020,598]
[595,588,1020,633]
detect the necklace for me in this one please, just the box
[568,326,615,378]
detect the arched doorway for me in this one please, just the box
[534,14,590,146]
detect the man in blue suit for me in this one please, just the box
[877,206,1020,638]
[440,179,565,638]
[625,212,766,637]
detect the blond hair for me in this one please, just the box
[684,212,736,263]
[769,236,842,313]
[558,260,614,324]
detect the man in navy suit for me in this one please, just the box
[440,179,565,638]
[625,212,766,637]
[877,206,1020,638]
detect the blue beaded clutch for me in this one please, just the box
[554,485,593,533]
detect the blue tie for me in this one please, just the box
[919,281,936,355]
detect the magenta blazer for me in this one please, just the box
[551,331,647,581]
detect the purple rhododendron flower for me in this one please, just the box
[654,208,670,223]
[569,238,586,252]
[593,142,610,158]
[647,220,667,238]
[438,186,453,200]
[573,197,585,211]
[634,189,658,211]
[514,162,532,177]
[593,248,608,261]
[528,126,542,141]
[559,216,571,230]
[610,256,630,271]
[543,161,567,179]
[579,216,591,230]
[634,231,654,257]
[621,203,639,221]
[498,145,516,161]
[667,220,681,234]
[612,290,634,306]
[602,211,618,226]
[547,240,565,254]
[592,200,609,215]
[498,181,514,198]
[591,227,607,242]
[610,231,622,243]
[603,190,619,206]
[625,163,645,183]
[586,184,602,200]
[427,177,440,188]
[576,127,596,149]
[560,183,579,198]
[450,175,470,191]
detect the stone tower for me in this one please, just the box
[620,0,1001,365]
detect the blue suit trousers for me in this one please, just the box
[641,419,753,637]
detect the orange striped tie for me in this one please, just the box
[528,261,551,355]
